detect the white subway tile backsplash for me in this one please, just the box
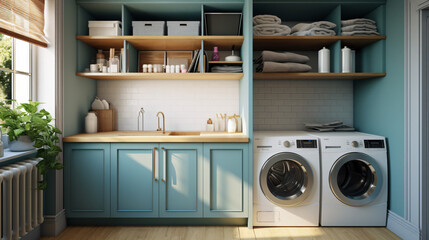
[98,80,239,131]
[254,80,353,131]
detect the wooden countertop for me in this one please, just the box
[62,131,249,143]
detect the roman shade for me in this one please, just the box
[0,0,47,48]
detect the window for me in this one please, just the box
[0,34,32,104]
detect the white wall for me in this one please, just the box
[97,80,240,131]
[253,79,353,131]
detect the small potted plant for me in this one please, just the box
[0,100,63,189]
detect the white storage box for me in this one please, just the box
[88,21,122,36]
[167,21,200,36]
[133,21,165,36]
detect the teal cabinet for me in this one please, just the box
[203,143,249,218]
[64,143,111,218]
[159,144,203,217]
[111,143,159,217]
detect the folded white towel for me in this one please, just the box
[253,24,291,36]
[292,27,336,36]
[253,15,282,25]
[341,30,380,36]
[291,21,336,33]
[342,24,377,32]
[341,18,376,27]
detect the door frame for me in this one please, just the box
[405,1,429,239]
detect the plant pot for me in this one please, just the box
[9,135,35,152]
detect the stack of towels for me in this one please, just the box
[253,15,291,36]
[254,51,311,73]
[291,21,336,36]
[341,18,379,36]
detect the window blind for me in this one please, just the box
[0,0,47,48]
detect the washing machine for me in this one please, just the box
[253,131,320,226]
[309,131,388,226]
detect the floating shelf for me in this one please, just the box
[76,72,243,80]
[253,72,386,80]
[253,36,386,51]
[76,36,244,51]
[209,61,243,65]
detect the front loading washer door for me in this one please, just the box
[260,152,314,206]
[330,152,383,206]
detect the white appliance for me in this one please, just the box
[253,131,320,226]
[309,131,388,226]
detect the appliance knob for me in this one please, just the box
[352,141,359,147]
[283,141,291,148]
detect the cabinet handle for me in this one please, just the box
[153,147,158,181]
[161,147,166,182]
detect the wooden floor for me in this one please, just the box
[40,226,401,240]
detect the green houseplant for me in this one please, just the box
[0,100,63,189]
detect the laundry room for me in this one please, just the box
[0,0,424,239]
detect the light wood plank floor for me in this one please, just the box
[40,226,401,240]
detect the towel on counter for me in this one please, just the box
[254,51,310,64]
[253,24,291,36]
[341,30,380,36]
[256,61,312,73]
[253,15,282,25]
[292,27,336,36]
[341,18,376,27]
[291,21,336,33]
[341,24,377,32]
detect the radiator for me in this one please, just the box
[1,159,43,240]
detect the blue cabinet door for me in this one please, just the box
[203,143,249,218]
[111,143,159,217]
[159,143,203,218]
[64,143,110,218]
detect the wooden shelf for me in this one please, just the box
[253,72,386,80]
[209,61,243,65]
[253,36,386,51]
[76,36,244,51]
[340,36,386,49]
[76,72,243,80]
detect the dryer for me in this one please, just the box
[253,131,320,226]
[309,132,388,226]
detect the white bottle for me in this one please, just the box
[85,112,98,133]
[166,65,170,73]
[342,46,352,73]
[227,116,237,133]
[175,65,180,73]
[318,47,330,73]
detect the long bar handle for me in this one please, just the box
[153,147,158,181]
[161,147,166,182]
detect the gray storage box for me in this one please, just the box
[204,13,242,35]
[133,21,165,36]
[167,21,200,36]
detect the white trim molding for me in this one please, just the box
[41,209,67,237]
[387,210,421,240]
[405,0,429,239]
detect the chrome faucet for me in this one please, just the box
[137,107,145,131]
[156,111,165,134]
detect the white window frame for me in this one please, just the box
[0,36,34,104]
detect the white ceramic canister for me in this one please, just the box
[227,117,237,133]
[318,47,330,73]
[341,46,353,73]
[85,112,98,133]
